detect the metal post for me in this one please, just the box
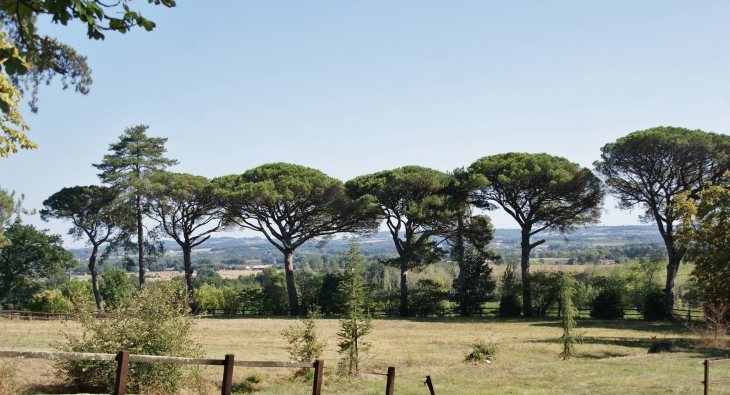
[425,375,436,395]
[114,351,130,395]
[221,354,235,395]
[311,360,324,395]
[385,366,395,395]
[704,360,709,395]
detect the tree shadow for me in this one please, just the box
[530,318,693,335]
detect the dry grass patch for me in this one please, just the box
[2,316,729,394]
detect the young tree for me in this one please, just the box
[336,240,373,373]
[0,1,175,157]
[147,172,224,303]
[211,163,378,316]
[557,273,579,360]
[41,186,121,310]
[99,268,134,311]
[595,126,730,298]
[93,125,178,285]
[470,153,603,316]
[346,166,454,317]
[0,223,74,308]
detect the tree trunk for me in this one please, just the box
[137,193,146,285]
[399,266,409,317]
[663,240,683,303]
[456,214,467,316]
[283,249,299,316]
[520,228,533,317]
[183,246,195,310]
[89,244,104,312]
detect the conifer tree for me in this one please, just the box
[93,125,178,285]
[336,240,373,374]
[557,273,580,360]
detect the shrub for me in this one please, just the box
[590,289,624,319]
[464,339,500,363]
[57,280,95,312]
[28,289,73,313]
[281,307,325,363]
[529,271,561,316]
[99,268,133,310]
[642,289,672,320]
[499,294,521,318]
[55,282,201,394]
[409,278,449,317]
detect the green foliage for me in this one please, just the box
[470,152,604,316]
[0,186,34,246]
[643,289,672,320]
[675,183,730,302]
[281,307,326,363]
[590,290,624,319]
[28,289,73,313]
[464,339,500,363]
[57,280,95,312]
[336,241,373,373]
[0,223,74,309]
[212,162,379,316]
[93,125,178,284]
[529,271,562,316]
[0,0,175,156]
[148,172,223,299]
[410,278,450,316]
[499,294,522,318]
[99,268,134,310]
[346,165,454,316]
[557,274,580,360]
[596,126,730,296]
[256,268,290,315]
[55,282,200,394]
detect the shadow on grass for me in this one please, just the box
[531,318,693,335]
[21,383,81,395]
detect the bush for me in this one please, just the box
[642,289,672,320]
[499,294,521,318]
[590,290,624,319]
[57,280,95,312]
[28,289,73,313]
[464,339,500,363]
[55,282,201,394]
[281,307,325,363]
[99,268,133,310]
[409,278,449,317]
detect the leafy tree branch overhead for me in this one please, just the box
[0,0,175,157]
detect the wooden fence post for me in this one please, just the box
[425,375,435,395]
[704,359,709,395]
[385,366,395,395]
[221,354,235,395]
[114,351,130,395]
[312,360,324,395]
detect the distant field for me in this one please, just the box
[1,316,727,394]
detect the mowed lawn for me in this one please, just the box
[1,316,729,394]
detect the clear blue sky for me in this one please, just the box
[2,1,729,247]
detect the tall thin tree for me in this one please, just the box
[93,125,178,285]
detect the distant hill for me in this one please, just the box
[68,225,663,261]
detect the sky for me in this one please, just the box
[2,1,729,247]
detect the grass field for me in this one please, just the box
[1,315,728,394]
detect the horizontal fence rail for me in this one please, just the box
[1,307,703,320]
[0,350,321,395]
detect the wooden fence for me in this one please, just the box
[0,350,322,395]
[702,358,730,395]
[0,350,408,395]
